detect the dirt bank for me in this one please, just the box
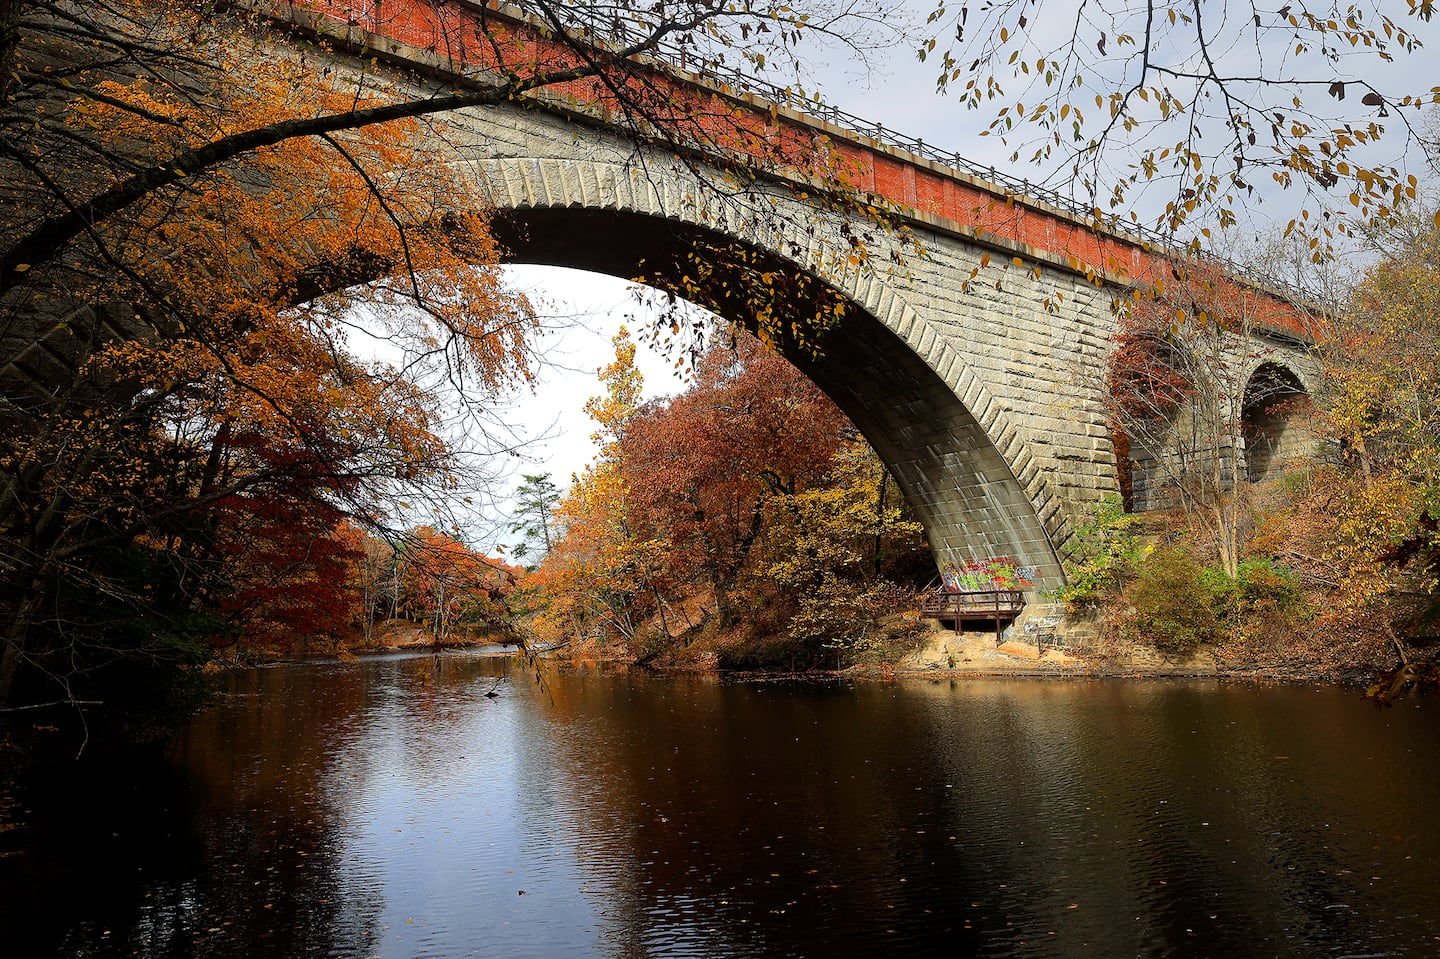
[888,626,1368,682]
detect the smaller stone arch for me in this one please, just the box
[1240,362,1312,482]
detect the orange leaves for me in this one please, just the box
[528,330,928,656]
[524,462,667,646]
[0,1,542,683]
[397,526,514,631]
[46,3,536,503]
[581,333,851,616]
[63,10,535,398]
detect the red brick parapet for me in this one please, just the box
[269,0,1315,337]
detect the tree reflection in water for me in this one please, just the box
[4,656,1439,959]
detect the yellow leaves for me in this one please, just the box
[1328,476,1421,579]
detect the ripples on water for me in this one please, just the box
[3,654,1439,958]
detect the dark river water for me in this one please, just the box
[3,652,1439,958]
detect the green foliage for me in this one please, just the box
[1232,558,1304,618]
[1054,495,1141,609]
[1125,549,1222,654]
[509,473,560,566]
[1125,547,1307,655]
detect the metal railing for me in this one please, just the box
[507,4,1317,306]
[328,0,1316,307]
[919,589,1026,620]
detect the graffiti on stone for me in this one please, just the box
[940,557,1036,591]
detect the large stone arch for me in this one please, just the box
[478,156,1068,589]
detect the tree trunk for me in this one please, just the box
[873,466,888,576]
[651,583,671,639]
[1385,622,1409,666]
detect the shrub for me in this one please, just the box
[1125,549,1221,653]
[1234,557,1303,615]
[1055,495,1142,609]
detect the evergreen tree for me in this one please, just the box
[510,473,561,565]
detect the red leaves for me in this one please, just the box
[1106,326,1193,421]
[617,335,850,593]
[211,492,365,652]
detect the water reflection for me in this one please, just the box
[3,657,1438,958]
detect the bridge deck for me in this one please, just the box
[919,590,1026,625]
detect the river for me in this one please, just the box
[3,652,1438,958]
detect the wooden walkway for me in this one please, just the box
[919,589,1026,626]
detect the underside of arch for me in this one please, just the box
[492,205,1066,590]
[1242,362,1311,483]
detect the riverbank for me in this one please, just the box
[551,617,1384,685]
[885,626,1368,682]
[217,597,1401,686]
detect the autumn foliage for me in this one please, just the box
[1074,210,1440,677]
[1,0,910,728]
[1313,210,1440,643]
[526,330,929,666]
[0,1,533,723]
[1243,211,1440,668]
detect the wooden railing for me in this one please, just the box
[919,590,1026,624]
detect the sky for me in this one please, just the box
[480,2,1440,552]
[494,265,695,488]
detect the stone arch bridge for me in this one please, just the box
[11,1,1324,593]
